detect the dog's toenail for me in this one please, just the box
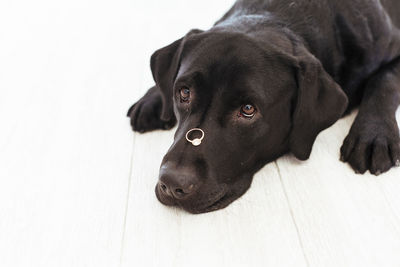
[396,160,400,167]
[375,170,381,176]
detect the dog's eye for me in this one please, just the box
[240,104,256,118]
[179,87,191,102]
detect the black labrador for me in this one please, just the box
[128,0,400,213]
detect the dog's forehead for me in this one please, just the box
[182,33,263,71]
[179,31,292,82]
[178,38,258,88]
[178,41,290,91]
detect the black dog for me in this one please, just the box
[128,0,400,213]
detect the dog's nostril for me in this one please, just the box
[174,188,185,196]
[159,165,199,199]
[160,183,167,192]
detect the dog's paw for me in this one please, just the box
[127,88,176,133]
[340,117,400,175]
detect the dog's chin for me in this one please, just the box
[155,183,238,214]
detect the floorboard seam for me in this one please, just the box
[375,179,400,239]
[274,161,311,267]
[119,134,136,267]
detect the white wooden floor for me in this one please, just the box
[1,1,400,266]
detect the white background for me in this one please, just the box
[1,0,400,266]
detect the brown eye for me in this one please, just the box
[240,104,256,118]
[179,87,191,102]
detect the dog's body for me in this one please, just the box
[219,0,400,110]
[128,0,400,213]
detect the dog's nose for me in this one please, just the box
[158,166,198,199]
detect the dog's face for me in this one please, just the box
[152,29,348,213]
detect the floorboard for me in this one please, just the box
[276,111,400,267]
[0,1,136,266]
[121,129,308,267]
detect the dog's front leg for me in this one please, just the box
[341,58,400,175]
[127,86,176,133]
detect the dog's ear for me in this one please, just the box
[289,47,348,160]
[150,29,203,121]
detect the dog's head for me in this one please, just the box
[152,28,348,213]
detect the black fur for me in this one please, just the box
[128,0,400,213]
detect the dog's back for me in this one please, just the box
[221,0,399,28]
[381,0,400,27]
[218,0,400,106]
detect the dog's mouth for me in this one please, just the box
[195,191,233,213]
[186,188,228,214]
[155,183,234,214]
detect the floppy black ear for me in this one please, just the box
[150,39,183,121]
[150,29,203,121]
[290,51,348,160]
